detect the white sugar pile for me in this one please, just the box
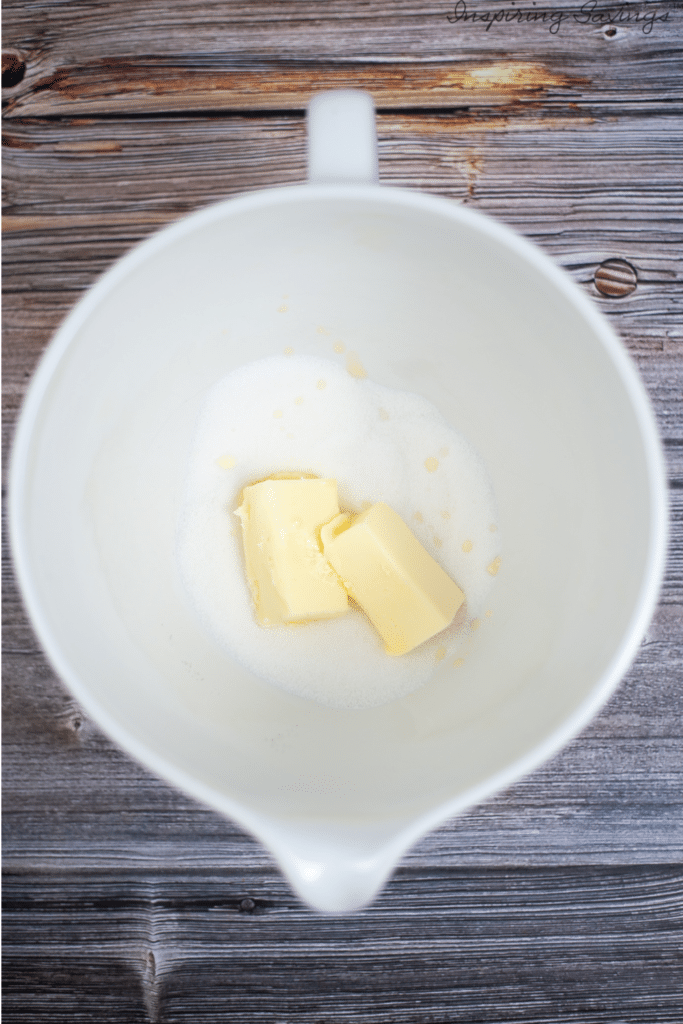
[177,355,501,709]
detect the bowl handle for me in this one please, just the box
[307,90,380,185]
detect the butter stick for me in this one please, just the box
[321,502,464,656]
[235,478,348,626]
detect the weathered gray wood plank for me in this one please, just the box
[2,0,681,118]
[3,114,682,314]
[3,0,680,57]
[3,867,682,1022]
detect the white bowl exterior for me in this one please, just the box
[10,185,668,912]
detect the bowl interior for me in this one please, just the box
[12,187,660,827]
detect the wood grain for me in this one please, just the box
[3,60,597,117]
[3,867,683,1023]
[3,114,682,306]
[3,0,681,118]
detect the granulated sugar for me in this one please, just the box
[177,355,501,709]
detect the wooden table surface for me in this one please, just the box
[3,2,682,1021]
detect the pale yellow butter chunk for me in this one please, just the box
[235,477,348,626]
[321,502,465,656]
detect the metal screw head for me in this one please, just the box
[594,259,638,297]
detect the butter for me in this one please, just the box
[235,477,348,626]
[321,502,465,656]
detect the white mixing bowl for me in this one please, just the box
[10,92,667,912]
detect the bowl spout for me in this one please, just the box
[261,820,412,914]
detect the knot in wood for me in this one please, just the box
[2,51,26,89]
[594,259,637,297]
[145,950,156,979]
